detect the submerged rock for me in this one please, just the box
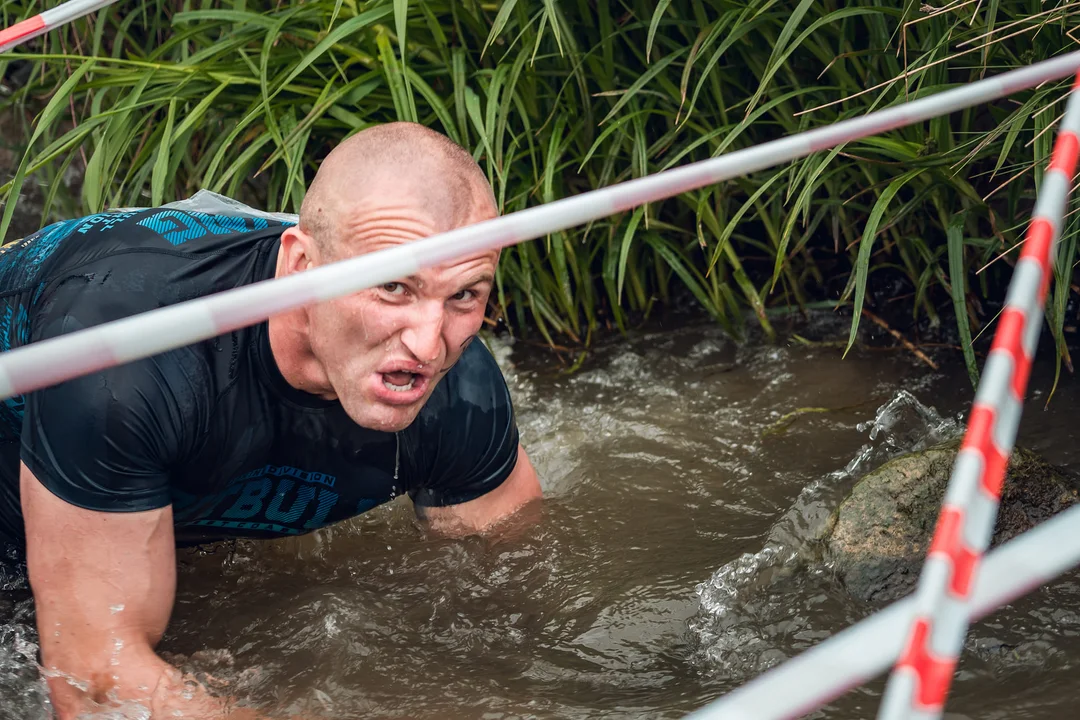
[822,439,1080,603]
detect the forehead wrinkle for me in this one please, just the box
[338,209,439,250]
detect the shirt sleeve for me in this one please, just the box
[403,338,521,508]
[19,279,203,513]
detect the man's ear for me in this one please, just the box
[277,226,320,275]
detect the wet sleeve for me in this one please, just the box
[19,283,201,513]
[405,339,521,508]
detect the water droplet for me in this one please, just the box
[110,604,125,614]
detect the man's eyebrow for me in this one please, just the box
[458,273,495,288]
[403,273,492,285]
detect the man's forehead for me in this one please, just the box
[333,225,499,269]
[424,247,500,274]
[334,188,496,237]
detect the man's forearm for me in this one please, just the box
[418,444,543,534]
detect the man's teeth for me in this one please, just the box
[383,374,416,392]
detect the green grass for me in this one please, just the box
[2,0,1080,387]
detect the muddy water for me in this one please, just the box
[4,313,1080,719]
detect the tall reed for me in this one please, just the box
[1,1,1078,385]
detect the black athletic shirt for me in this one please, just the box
[0,208,520,548]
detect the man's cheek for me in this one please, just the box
[369,306,414,339]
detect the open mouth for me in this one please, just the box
[372,364,431,406]
[381,371,418,393]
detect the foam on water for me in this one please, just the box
[688,391,964,678]
[687,385,1080,707]
[5,317,1080,718]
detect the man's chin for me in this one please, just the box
[341,399,424,433]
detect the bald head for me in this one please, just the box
[299,122,496,257]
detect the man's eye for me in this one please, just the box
[383,282,406,295]
[452,289,475,302]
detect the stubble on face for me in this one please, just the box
[271,122,501,433]
[306,189,498,432]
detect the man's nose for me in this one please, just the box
[400,302,444,364]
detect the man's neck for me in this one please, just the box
[267,313,337,400]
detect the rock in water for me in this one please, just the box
[824,438,1080,603]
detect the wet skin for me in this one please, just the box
[269,186,502,434]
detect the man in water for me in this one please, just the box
[0,122,542,718]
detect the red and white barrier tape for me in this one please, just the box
[877,70,1080,720]
[1,52,1080,401]
[6,9,1080,720]
[0,0,119,54]
[684,500,1080,720]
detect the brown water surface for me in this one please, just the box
[3,313,1080,719]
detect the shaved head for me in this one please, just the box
[299,122,496,257]
[271,122,502,432]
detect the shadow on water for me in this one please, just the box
[4,312,1080,719]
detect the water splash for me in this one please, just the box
[687,390,963,679]
[0,620,50,720]
[857,389,961,453]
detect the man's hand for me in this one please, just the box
[417,444,542,535]
[20,462,225,719]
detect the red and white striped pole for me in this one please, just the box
[684,500,1080,720]
[0,0,119,54]
[877,70,1080,720]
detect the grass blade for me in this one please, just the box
[1,59,95,243]
[947,211,979,387]
[646,0,674,62]
[482,0,520,59]
[845,168,927,356]
[617,206,645,303]
[395,0,409,57]
[151,98,178,207]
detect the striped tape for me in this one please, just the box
[877,70,1080,720]
[6,10,1080,720]
[0,0,119,54]
[684,500,1080,720]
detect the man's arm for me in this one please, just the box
[21,462,228,719]
[417,444,542,535]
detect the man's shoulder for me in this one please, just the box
[424,337,511,415]
[40,206,290,254]
[2,206,290,299]
[400,336,521,506]
[406,336,516,443]
[29,206,288,309]
[17,205,288,245]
